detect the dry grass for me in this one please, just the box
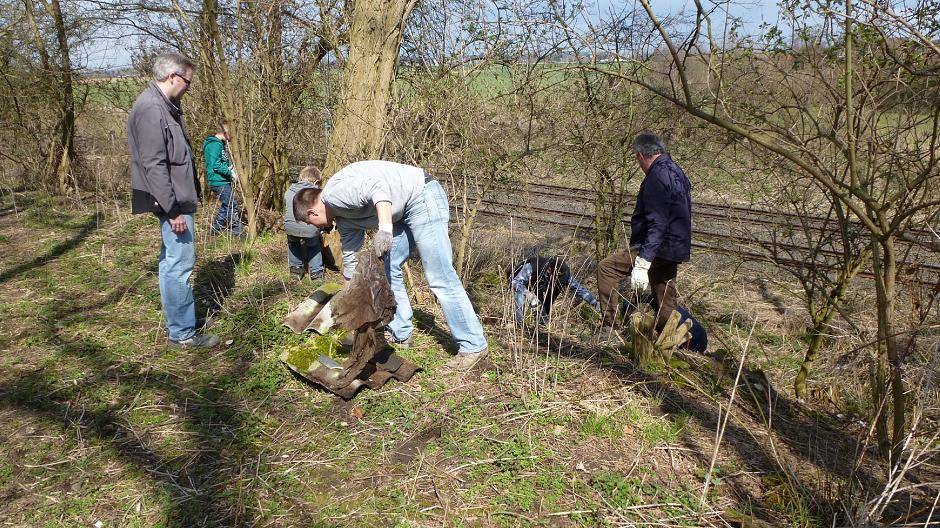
[0,190,936,527]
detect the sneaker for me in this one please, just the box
[168,333,220,349]
[309,270,324,280]
[383,330,414,347]
[289,266,306,279]
[446,350,488,371]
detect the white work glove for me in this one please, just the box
[630,256,652,292]
[230,169,238,185]
[524,290,540,308]
[373,223,393,258]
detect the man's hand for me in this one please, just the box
[169,215,188,234]
[629,256,652,292]
[524,290,540,308]
[372,229,393,258]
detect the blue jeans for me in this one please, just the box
[159,214,196,341]
[287,235,323,273]
[211,184,243,235]
[385,180,487,354]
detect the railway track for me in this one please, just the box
[444,183,940,288]
[461,178,938,246]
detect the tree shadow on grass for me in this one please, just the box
[0,211,103,284]
[413,308,459,355]
[515,327,904,525]
[193,253,243,317]
[0,278,297,526]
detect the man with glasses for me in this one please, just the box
[128,52,219,348]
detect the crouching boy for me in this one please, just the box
[510,255,601,326]
[284,166,324,280]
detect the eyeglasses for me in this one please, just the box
[175,73,192,86]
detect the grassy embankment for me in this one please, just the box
[0,188,911,527]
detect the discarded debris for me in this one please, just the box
[280,251,420,399]
[282,282,344,333]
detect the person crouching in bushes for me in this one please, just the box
[510,255,601,327]
[203,120,245,237]
[284,166,324,280]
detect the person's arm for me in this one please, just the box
[567,275,601,310]
[134,106,179,218]
[375,201,392,225]
[371,200,394,257]
[338,222,365,280]
[510,263,533,322]
[203,140,233,181]
[637,174,670,262]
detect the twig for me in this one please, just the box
[700,317,755,508]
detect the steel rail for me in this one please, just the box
[453,201,940,288]
[441,175,937,244]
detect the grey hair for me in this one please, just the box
[152,52,195,82]
[632,132,667,157]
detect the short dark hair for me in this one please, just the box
[632,131,667,157]
[292,186,322,223]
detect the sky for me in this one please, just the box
[84,0,784,70]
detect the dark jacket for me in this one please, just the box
[630,154,692,263]
[203,135,233,187]
[127,82,199,217]
[511,256,571,298]
[284,181,321,238]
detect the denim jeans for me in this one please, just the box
[211,184,244,235]
[385,180,487,354]
[159,214,196,341]
[287,235,323,273]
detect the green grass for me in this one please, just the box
[0,191,874,527]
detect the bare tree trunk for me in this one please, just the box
[48,0,76,194]
[794,254,867,399]
[322,0,417,175]
[320,0,418,266]
[455,191,482,280]
[870,234,905,463]
[880,236,905,463]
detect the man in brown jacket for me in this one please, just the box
[127,52,218,348]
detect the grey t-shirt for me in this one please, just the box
[321,160,426,277]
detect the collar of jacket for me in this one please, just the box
[149,81,183,117]
[648,153,672,172]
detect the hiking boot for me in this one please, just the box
[446,350,488,371]
[309,270,324,281]
[289,266,306,279]
[168,333,220,349]
[383,330,414,347]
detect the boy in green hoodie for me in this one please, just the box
[203,120,244,236]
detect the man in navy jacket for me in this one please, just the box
[597,132,693,334]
